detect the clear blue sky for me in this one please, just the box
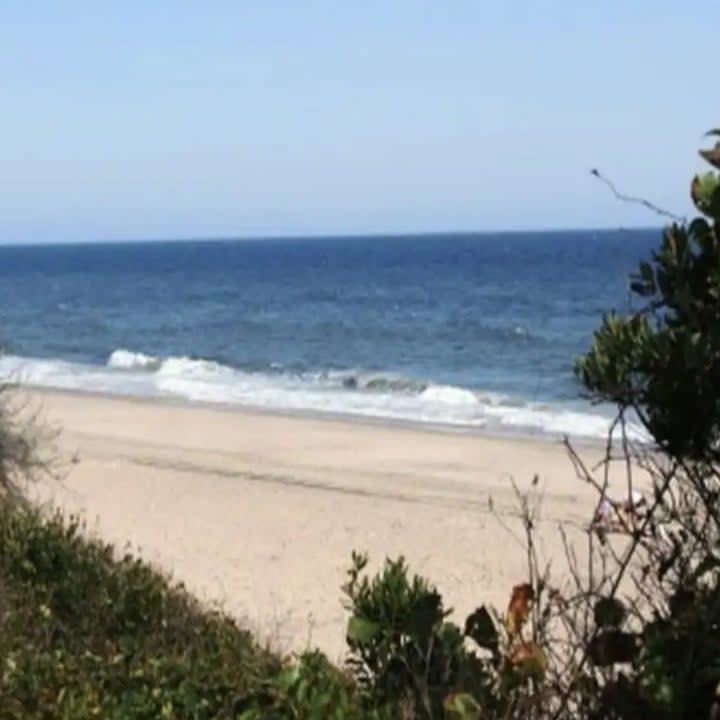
[1,2,716,242]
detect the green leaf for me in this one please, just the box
[688,217,711,236]
[443,692,483,719]
[346,616,379,644]
[594,597,626,629]
[508,641,547,679]
[405,591,444,641]
[464,605,498,652]
[630,280,653,297]
[276,664,300,692]
[639,261,654,283]
[700,146,720,171]
[630,261,657,297]
[691,172,720,216]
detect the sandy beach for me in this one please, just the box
[29,388,621,661]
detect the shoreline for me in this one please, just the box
[27,387,623,660]
[19,381,606,450]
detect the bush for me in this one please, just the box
[0,381,51,507]
[240,650,374,720]
[568,129,720,719]
[578,131,720,462]
[343,552,548,719]
[0,504,284,719]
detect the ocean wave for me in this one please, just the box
[108,349,161,370]
[0,350,641,441]
[333,371,426,394]
[419,384,478,406]
[108,349,234,378]
[155,356,234,378]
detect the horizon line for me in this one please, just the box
[0,224,663,249]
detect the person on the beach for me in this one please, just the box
[591,490,647,542]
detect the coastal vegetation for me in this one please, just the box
[1,129,720,717]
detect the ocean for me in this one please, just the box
[0,230,657,439]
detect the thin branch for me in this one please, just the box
[590,168,686,224]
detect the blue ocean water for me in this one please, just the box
[0,230,658,438]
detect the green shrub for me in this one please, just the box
[240,651,376,720]
[342,552,529,719]
[577,131,720,462]
[336,130,720,719]
[567,130,720,719]
[0,504,283,719]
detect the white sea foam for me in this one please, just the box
[419,385,478,406]
[108,349,160,370]
[0,351,639,441]
[109,350,236,379]
[156,356,232,378]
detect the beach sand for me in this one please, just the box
[28,389,626,661]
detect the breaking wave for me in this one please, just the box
[108,349,161,370]
[0,349,647,441]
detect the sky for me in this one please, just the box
[0,2,717,243]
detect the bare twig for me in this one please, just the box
[0,379,58,508]
[590,168,686,223]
